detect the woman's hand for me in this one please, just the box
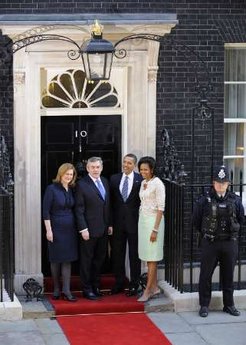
[46,229,53,242]
[150,230,158,242]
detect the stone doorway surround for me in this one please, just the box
[0,14,177,293]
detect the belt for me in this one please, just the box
[215,236,237,241]
[203,234,236,242]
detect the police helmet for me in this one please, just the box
[213,165,230,183]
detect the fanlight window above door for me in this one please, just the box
[41,69,120,108]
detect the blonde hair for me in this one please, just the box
[53,163,77,186]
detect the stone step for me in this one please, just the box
[18,295,55,319]
[19,292,174,319]
[145,294,174,313]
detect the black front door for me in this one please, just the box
[41,115,121,275]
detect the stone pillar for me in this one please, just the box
[147,40,160,157]
[14,68,43,294]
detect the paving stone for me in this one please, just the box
[0,332,45,345]
[0,319,39,332]
[165,332,208,345]
[42,333,70,345]
[195,323,246,345]
[148,312,193,333]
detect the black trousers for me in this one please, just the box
[111,227,141,288]
[79,233,108,292]
[199,238,238,307]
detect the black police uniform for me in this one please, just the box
[193,166,244,316]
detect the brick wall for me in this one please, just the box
[0,33,13,171]
[1,1,246,184]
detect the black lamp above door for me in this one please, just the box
[80,20,115,81]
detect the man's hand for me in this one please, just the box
[81,229,90,241]
[108,226,113,235]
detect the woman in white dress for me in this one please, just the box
[137,156,165,302]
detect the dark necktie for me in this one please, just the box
[95,179,106,200]
[121,176,129,202]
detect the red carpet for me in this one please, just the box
[45,275,144,315]
[58,313,172,345]
[47,275,171,344]
[48,292,144,315]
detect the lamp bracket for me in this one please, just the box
[12,34,82,61]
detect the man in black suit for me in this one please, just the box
[75,157,112,300]
[110,153,142,296]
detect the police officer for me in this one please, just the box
[193,165,244,317]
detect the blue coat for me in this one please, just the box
[43,183,78,263]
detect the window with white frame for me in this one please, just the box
[224,45,246,200]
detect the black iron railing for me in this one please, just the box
[0,134,14,302]
[0,189,14,302]
[164,179,184,292]
[164,178,246,293]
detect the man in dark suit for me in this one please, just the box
[75,157,112,300]
[110,153,142,296]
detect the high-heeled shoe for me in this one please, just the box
[62,293,77,302]
[137,293,151,302]
[150,288,161,299]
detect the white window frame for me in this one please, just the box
[224,44,246,208]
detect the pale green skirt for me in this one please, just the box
[138,211,164,262]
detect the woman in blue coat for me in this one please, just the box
[43,163,78,302]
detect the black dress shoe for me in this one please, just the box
[52,294,60,300]
[93,288,103,297]
[110,285,124,295]
[199,306,208,317]
[62,293,77,302]
[223,305,240,316]
[126,287,138,297]
[83,291,99,300]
